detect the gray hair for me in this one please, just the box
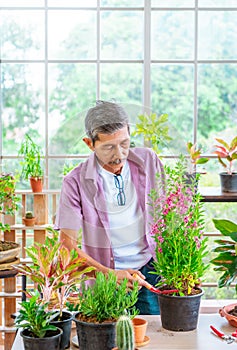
[85,100,130,143]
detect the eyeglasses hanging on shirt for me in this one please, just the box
[114,174,126,206]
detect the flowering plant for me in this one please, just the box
[149,158,209,296]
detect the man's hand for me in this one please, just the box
[113,269,146,288]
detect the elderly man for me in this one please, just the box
[55,100,164,314]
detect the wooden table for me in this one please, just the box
[11,314,237,350]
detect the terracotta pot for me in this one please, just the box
[30,176,43,193]
[22,217,36,226]
[132,317,148,344]
[219,303,237,327]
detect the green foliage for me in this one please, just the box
[15,227,94,316]
[210,219,237,294]
[213,136,237,174]
[77,271,139,323]
[132,112,172,154]
[186,142,209,174]
[18,134,44,180]
[15,291,58,338]
[0,173,20,232]
[149,157,209,295]
[116,315,134,350]
[63,162,78,176]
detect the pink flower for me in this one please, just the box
[157,235,164,243]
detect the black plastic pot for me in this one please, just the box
[20,327,62,350]
[219,172,237,193]
[73,312,116,350]
[50,310,73,350]
[158,288,204,331]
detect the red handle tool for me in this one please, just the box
[210,325,236,344]
[133,273,178,295]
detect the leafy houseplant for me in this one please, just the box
[210,218,237,292]
[0,173,21,264]
[15,227,94,350]
[18,133,44,192]
[186,141,209,174]
[213,136,237,192]
[0,172,19,232]
[210,218,237,327]
[73,271,139,350]
[132,112,172,154]
[15,291,62,350]
[148,158,209,331]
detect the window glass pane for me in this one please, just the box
[0,10,44,59]
[101,0,143,6]
[49,158,85,190]
[152,0,195,7]
[199,0,237,7]
[198,12,237,60]
[151,64,194,155]
[1,63,45,156]
[48,0,96,6]
[100,63,143,105]
[48,10,96,59]
[151,11,194,60]
[48,63,96,155]
[101,11,143,60]
[0,0,43,6]
[197,64,237,154]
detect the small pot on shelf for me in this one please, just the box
[22,211,36,226]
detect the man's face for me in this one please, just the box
[83,126,130,173]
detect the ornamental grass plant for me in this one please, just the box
[149,157,209,296]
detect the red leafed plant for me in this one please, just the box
[213,136,237,175]
[15,227,95,317]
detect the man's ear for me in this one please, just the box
[83,137,94,151]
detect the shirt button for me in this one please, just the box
[110,257,114,261]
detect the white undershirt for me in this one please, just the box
[97,161,151,269]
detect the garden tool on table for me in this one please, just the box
[132,273,178,295]
[210,325,237,344]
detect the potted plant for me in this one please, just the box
[73,271,139,350]
[22,210,36,227]
[210,218,237,327]
[131,112,172,154]
[18,133,44,192]
[213,136,237,192]
[0,173,21,266]
[15,290,62,350]
[149,157,209,331]
[15,227,94,350]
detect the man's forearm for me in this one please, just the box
[60,229,111,273]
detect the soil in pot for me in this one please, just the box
[0,241,20,264]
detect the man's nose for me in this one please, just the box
[113,145,123,158]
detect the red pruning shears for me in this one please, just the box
[210,325,237,344]
[133,273,178,295]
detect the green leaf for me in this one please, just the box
[213,219,237,237]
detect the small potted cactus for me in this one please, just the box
[22,210,36,226]
[113,315,138,350]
